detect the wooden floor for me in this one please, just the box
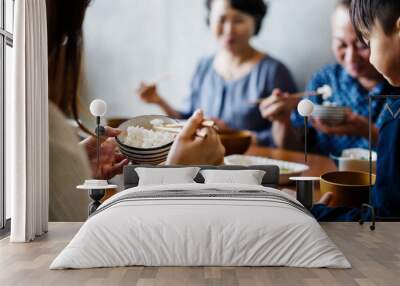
[0,222,399,286]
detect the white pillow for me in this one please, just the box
[200,169,266,185]
[135,167,200,186]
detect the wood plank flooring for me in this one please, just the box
[1,222,399,286]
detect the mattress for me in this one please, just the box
[50,183,351,269]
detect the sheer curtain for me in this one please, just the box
[9,0,49,242]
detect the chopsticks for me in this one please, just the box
[118,120,216,139]
[153,126,207,138]
[163,120,217,129]
[153,126,208,138]
[248,91,320,105]
[153,120,217,139]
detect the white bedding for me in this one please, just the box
[50,183,351,269]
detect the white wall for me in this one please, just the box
[83,0,338,118]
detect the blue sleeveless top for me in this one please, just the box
[179,54,297,146]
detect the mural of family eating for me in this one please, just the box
[1,0,400,285]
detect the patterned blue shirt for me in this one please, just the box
[179,54,297,146]
[291,63,400,156]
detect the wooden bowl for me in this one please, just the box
[218,130,252,156]
[106,117,131,128]
[320,171,376,208]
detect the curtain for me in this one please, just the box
[9,0,49,242]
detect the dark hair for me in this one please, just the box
[350,0,400,44]
[46,0,92,135]
[206,0,268,35]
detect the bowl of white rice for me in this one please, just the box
[115,115,179,165]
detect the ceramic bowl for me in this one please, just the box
[338,148,377,173]
[312,105,347,126]
[115,115,179,165]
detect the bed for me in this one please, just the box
[50,165,350,269]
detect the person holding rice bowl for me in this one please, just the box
[47,0,225,221]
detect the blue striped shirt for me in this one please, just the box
[291,63,400,156]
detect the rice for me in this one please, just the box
[317,84,333,100]
[124,126,175,148]
[150,118,164,127]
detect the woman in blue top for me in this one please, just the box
[136,0,297,146]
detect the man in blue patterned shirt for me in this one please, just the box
[259,0,400,156]
[291,64,397,156]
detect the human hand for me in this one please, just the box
[259,88,299,123]
[136,81,162,104]
[81,127,129,180]
[316,192,333,205]
[249,131,258,145]
[209,117,231,132]
[310,109,374,139]
[166,110,225,165]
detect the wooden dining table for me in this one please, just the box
[103,145,338,202]
[245,145,338,200]
[246,145,337,177]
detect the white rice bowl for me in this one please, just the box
[124,126,175,149]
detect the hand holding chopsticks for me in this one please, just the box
[153,120,218,138]
[258,88,303,123]
[136,73,172,105]
[249,91,319,105]
[165,110,225,165]
[163,120,216,128]
[249,85,332,105]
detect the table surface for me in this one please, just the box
[103,146,337,202]
[1,222,399,286]
[246,145,337,177]
[246,145,337,199]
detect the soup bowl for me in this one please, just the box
[320,171,376,208]
[218,130,253,156]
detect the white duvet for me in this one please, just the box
[50,183,351,269]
